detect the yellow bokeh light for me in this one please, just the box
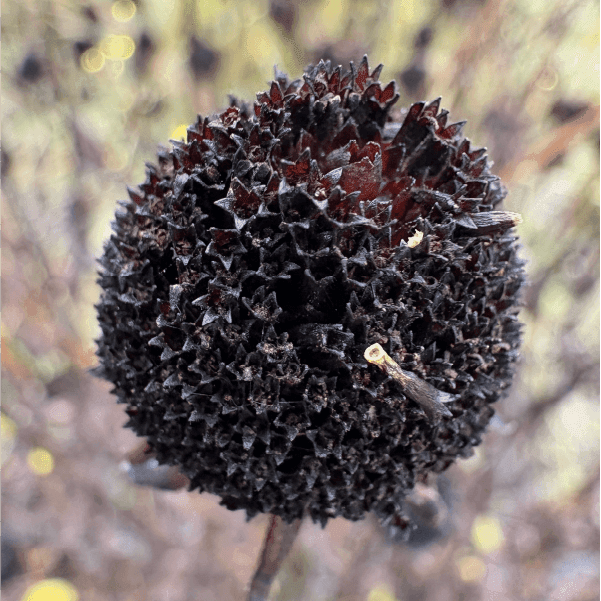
[22,579,78,601]
[27,447,55,476]
[2,413,17,465]
[471,515,504,553]
[367,584,396,601]
[100,35,136,61]
[536,67,559,91]
[457,555,487,582]
[80,48,105,73]
[111,0,136,22]
[170,124,189,141]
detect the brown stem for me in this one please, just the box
[126,440,155,465]
[123,442,190,490]
[123,444,302,597]
[248,514,303,601]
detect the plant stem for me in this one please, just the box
[364,343,456,421]
[248,514,302,601]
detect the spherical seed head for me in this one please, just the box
[95,57,524,528]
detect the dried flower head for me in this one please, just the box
[95,57,524,528]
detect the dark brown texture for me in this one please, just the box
[95,57,524,528]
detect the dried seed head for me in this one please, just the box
[95,57,525,527]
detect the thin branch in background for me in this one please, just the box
[499,106,600,182]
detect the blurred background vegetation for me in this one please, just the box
[2,0,599,600]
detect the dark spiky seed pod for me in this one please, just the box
[95,57,524,528]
